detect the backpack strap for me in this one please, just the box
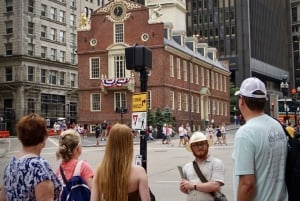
[73,160,84,176]
[59,165,68,185]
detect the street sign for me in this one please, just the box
[132,93,147,112]
[131,112,147,131]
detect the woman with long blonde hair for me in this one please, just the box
[91,123,151,201]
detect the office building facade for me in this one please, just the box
[0,0,102,134]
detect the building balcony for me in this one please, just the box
[100,73,135,94]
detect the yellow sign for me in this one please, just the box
[132,93,147,112]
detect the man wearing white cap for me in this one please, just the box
[179,131,225,201]
[232,77,288,201]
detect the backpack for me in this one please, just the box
[59,160,91,201]
[283,128,300,201]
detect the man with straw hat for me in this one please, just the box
[179,131,225,201]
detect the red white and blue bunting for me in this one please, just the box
[101,78,130,87]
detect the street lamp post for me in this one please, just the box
[280,75,289,124]
[233,106,237,125]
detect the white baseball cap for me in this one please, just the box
[186,132,208,152]
[234,77,267,99]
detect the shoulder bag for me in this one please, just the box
[192,161,227,201]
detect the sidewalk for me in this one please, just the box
[80,124,240,147]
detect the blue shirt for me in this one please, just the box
[3,155,61,201]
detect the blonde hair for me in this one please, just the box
[56,129,81,162]
[95,123,133,201]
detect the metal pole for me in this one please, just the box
[139,68,148,171]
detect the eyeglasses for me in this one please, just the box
[191,142,208,148]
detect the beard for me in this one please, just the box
[192,148,209,160]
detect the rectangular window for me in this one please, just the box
[6,43,12,55]
[28,98,35,113]
[71,73,76,87]
[184,94,188,112]
[59,30,65,43]
[147,90,151,109]
[50,28,56,41]
[6,21,13,34]
[49,71,57,85]
[41,4,47,17]
[201,68,204,86]
[28,43,34,56]
[50,48,57,60]
[50,7,57,20]
[70,14,76,26]
[6,0,13,12]
[190,63,194,83]
[170,91,175,110]
[183,61,187,81]
[5,66,13,81]
[41,46,47,58]
[177,93,182,111]
[224,76,227,92]
[28,0,34,13]
[206,69,210,87]
[91,93,101,111]
[114,55,125,78]
[41,69,46,83]
[195,65,199,84]
[191,95,194,112]
[216,72,219,90]
[114,24,124,43]
[58,51,65,62]
[59,72,65,85]
[28,66,35,81]
[176,58,181,79]
[71,53,76,64]
[170,55,174,77]
[70,0,76,8]
[41,25,46,38]
[196,96,200,113]
[90,57,100,79]
[59,10,65,23]
[114,92,126,109]
[211,71,215,89]
[28,22,34,35]
[71,33,76,46]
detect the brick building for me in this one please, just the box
[77,0,230,132]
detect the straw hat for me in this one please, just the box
[186,131,208,152]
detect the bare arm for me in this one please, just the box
[180,179,221,193]
[0,186,7,201]
[138,168,151,201]
[237,174,255,201]
[35,180,55,201]
[90,177,100,201]
[85,177,93,190]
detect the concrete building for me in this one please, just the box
[0,0,103,134]
[77,0,230,132]
[292,0,300,88]
[185,0,292,88]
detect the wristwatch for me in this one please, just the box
[194,184,197,190]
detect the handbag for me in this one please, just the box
[192,161,227,201]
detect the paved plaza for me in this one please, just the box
[0,126,238,201]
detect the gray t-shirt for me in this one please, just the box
[182,155,225,201]
[232,114,288,201]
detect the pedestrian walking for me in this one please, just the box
[232,77,288,201]
[95,123,101,146]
